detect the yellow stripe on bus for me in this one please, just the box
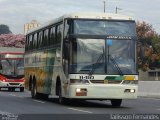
[124,76,135,80]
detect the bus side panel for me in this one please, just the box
[24,53,36,90]
[33,49,55,95]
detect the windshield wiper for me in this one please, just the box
[109,55,123,75]
[89,50,104,75]
[6,59,12,67]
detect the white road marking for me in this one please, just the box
[33,100,45,104]
[0,110,12,115]
[140,97,160,101]
[9,93,25,98]
[10,94,16,97]
[68,108,92,114]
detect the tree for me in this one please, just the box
[0,24,12,35]
[0,34,25,48]
[136,21,155,45]
[136,21,160,71]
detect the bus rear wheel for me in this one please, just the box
[111,99,122,107]
[31,82,38,99]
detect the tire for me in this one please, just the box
[31,81,38,99]
[111,99,122,107]
[58,85,66,104]
[20,87,24,92]
[42,94,49,100]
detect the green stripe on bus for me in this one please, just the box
[105,76,124,81]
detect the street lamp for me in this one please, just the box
[116,7,122,14]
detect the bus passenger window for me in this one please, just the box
[33,33,38,49]
[56,24,63,44]
[38,31,43,48]
[44,29,49,47]
[50,27,55,46]
[25,36,29,51]
[64,20,69,38]
[29,35,33,50]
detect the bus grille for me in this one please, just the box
[90,80,104,84]
[9,83,20,86]
[90,80,122,84]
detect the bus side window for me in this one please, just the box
[25,36,29,51]
[65,19,73,37]
[64,20,68,39]
[50,27,55,46]
[41,30,45,48]
[56,23,63,44]
[33,33,38,50]
[44,29,49,47]
[38,31,43,48]
[36,32,39,49]
[29,35,33,51]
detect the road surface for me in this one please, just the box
[0,90,160,120]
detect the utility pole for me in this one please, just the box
[116,6,122,14]
[103,1,106,13]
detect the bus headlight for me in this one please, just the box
[124,89,135,93]
[70,79,89,84]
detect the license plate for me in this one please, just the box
[1,88,8,90]
[15,88,20,91]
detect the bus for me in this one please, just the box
[25,12,138,107]
[0,47,25,92]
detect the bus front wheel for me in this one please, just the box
[111,99,122,107]
[58,86,66,104]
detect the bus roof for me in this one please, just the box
[27,12,134,35]
[0,47,24,54]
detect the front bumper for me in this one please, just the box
[0,81,24,88]
[67,84,138,99]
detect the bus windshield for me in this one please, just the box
[73,20,136,36]
[0,54,24,77]
[70,38,136,75]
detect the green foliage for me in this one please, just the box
[0,24,12,35]
[151,34,160,54]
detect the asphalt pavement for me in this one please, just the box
[0,90,160,120]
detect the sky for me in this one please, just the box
[0,0,160,34]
